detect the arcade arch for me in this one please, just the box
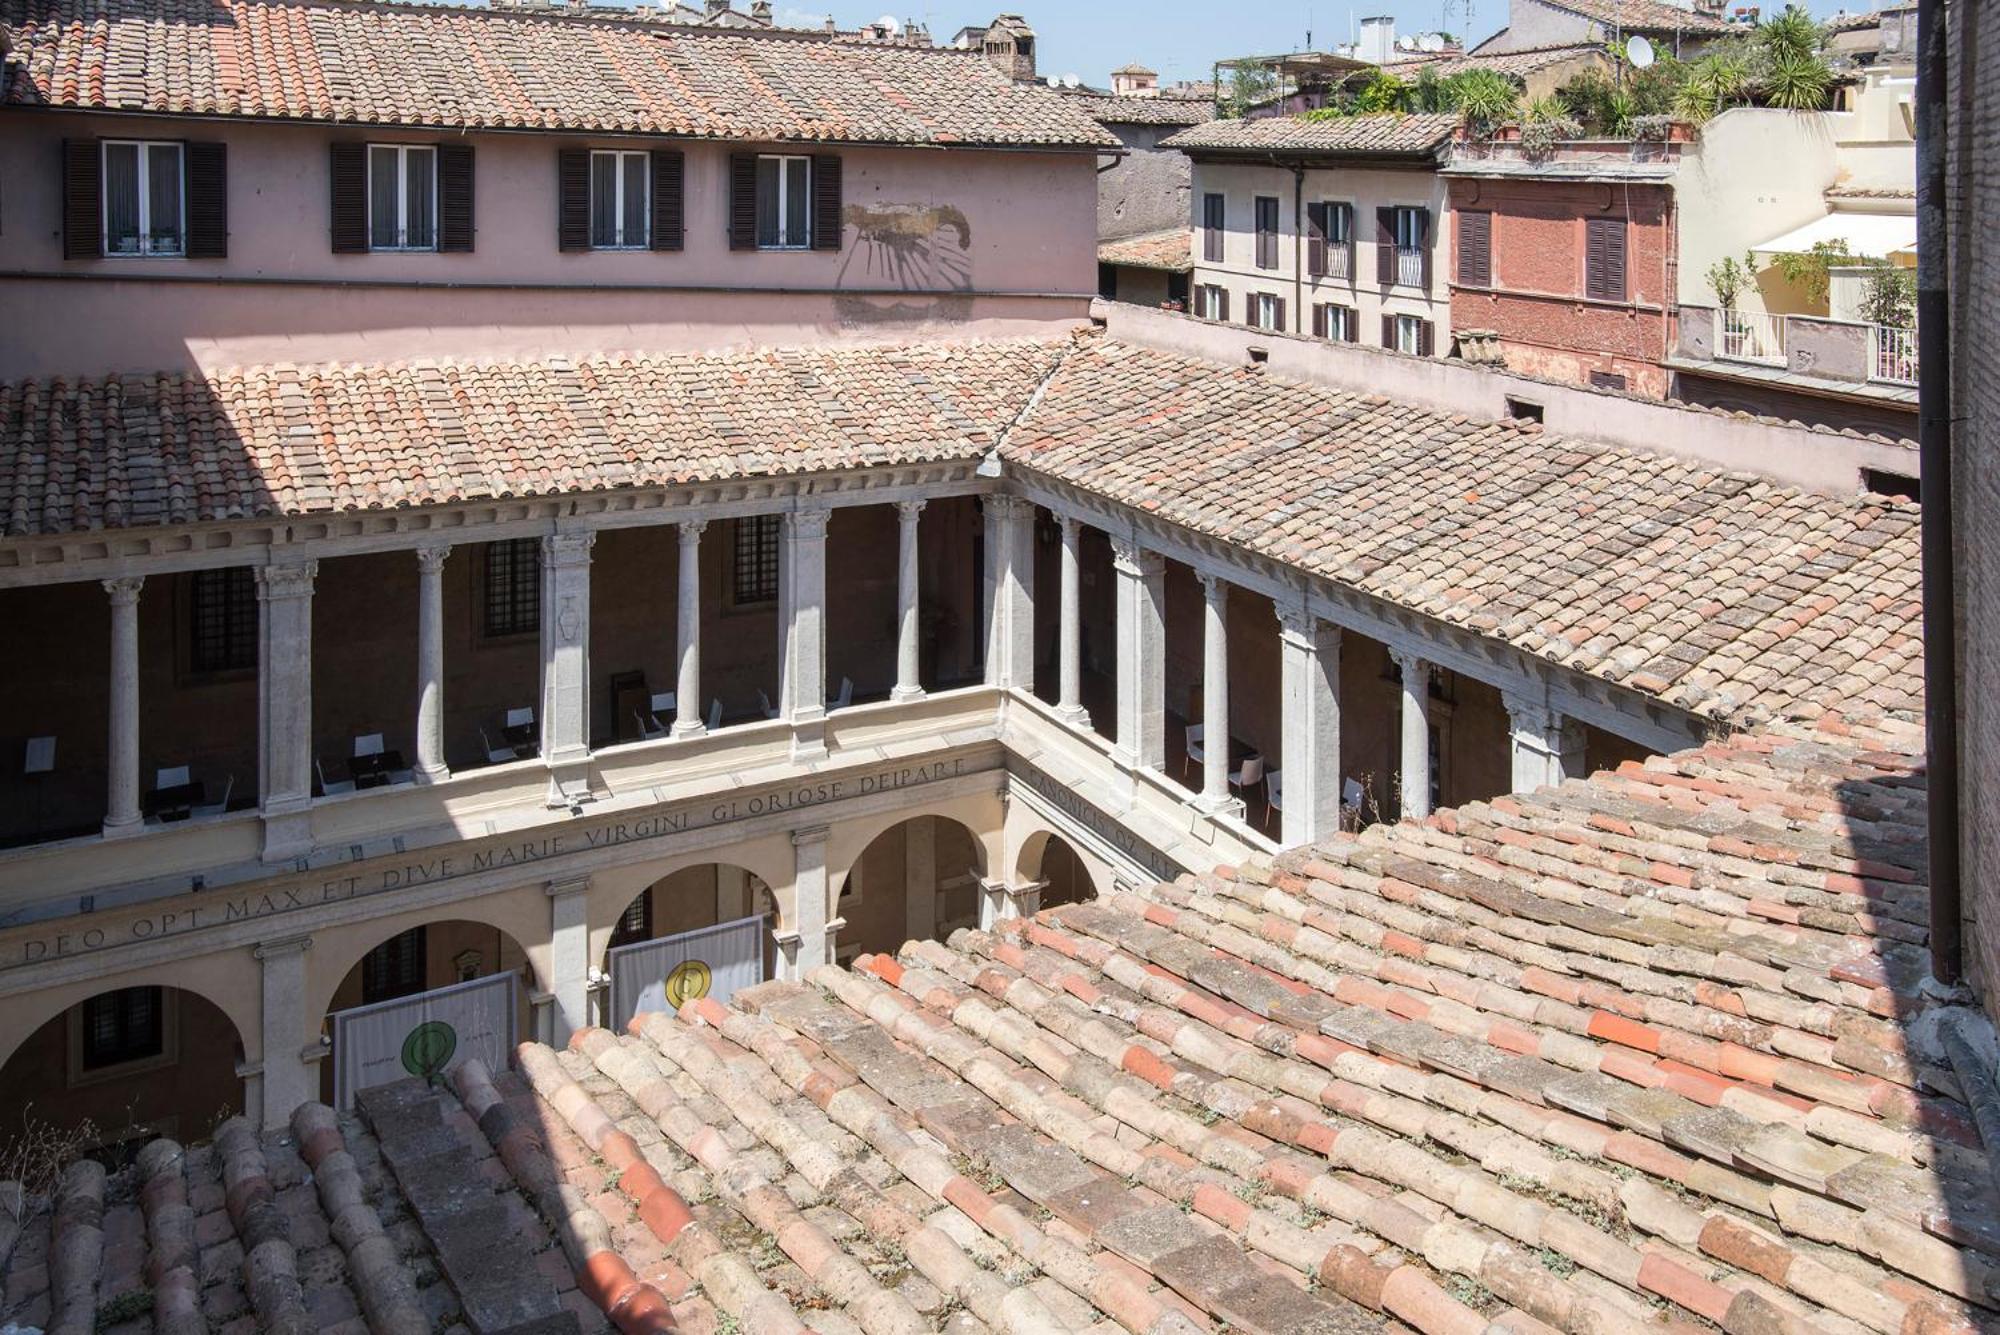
[834,814,987,961]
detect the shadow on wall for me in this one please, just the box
[834,202,976,326]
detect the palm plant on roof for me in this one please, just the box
[1444,68,1521,135]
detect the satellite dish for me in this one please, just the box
[875,12,900,31]
[1063,73,1080,87]
[1627,34,1656,67]
[1419,32,1446,50]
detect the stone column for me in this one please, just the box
[779,507,831,759]
[1393,647,1433,820]
[1194,572,1233,815]
[256,561,317,860]
[1111,537,1167,778]
[102,576,145,836]
[1055,514,1088,726]
[983,495,1035,692]
[978,877,1047,930]
[673,520,706,737]
[891,500,926,703]
[414,545,451,785]
[904,814,936,943]
[254,933,313,1130]
[1504,691,1586,794]
[539,532,594,799]
[1276,600,1341,847]
[789,825,831,978]
[547,875,590,1047]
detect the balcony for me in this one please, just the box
[1394,245,1424,288]
[1872,323,1919,386]
[1720,310,1787,366]
[1669,305,1919,437]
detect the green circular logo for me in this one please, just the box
[401,1020,458,1078]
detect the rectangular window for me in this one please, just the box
[483,538,541,638]
[755,155,811,248]
[1195,283,1227,321]
[1308,201,1353,280]
[81,986,164,1070]
[1457,209,1492,287]
[1394,314,1425,355]
[102,141,184,257]
[1254,196,1279,270]
[1202,192,1225,262]
[367,144,437,251]
[609,892,653,949]
[1250,291,1282,330]
[1585,215,1627,301]
[1588,369,1628,390]
[732,515,781,605]
[362,926,428,1004]
[1315,302,1356,342]
[1393,206,1427,286]
[589,150,650,249]
[189,566,257,675]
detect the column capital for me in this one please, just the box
[985,494,1031,521]
[102,574,145,605]
[545,874,592,899]
[541,531,595,568]
[255,560,318,599]
[677,517,709,542]
[252,932,313,961]
[1110,536,1164,577]
[1057,511,1081,539]
[895,498,927,522]
[415,543,452,574]
[1195,569,1230,603]
[1390,645,1431,684]
[1275,599,1335,645]
[791,823,831,849]
[785,505,831,540]
[1501,688,1554,734]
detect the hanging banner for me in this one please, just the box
[332,971,518,1110]
[609,913,767,1034]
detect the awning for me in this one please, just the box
[1751,210,1916,259]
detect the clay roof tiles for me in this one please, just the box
[1537,0,1736,32]
[1097,227,1193,271]
[0,0,1119,145]
[1163,111,1461,155]
[1065,89,1216,126]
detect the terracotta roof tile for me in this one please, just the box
[1063,89,1216,126]
[0,0,1119,146]
[1391,42,1607,79]
[1164,111,1461,155]
[1537,0,1735,32]
[1098,227,1192,272]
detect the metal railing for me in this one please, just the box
[1719,310,1787,366]
[1871,324,1919,385]
[1394,245,1425,287]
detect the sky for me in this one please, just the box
[761,0,1866,88]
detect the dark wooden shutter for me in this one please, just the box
[1218,288,1229,323]
[1203,193,1224,262]
[182,142,228,258]
[1273,296,1287,331]
[1416,208,1432,290]
[1457,209,1491,287]
[650,149,684,252]
[1312,302,1327,338]
[1341,204,1356,278]
[1418,320,1435,357]
[329,142,368,253]
[1305,202,1327,278]
[811,153,842,251]
[728,152,758,250]
[1586,215,1626,300]
[438,143,474,252]
[62,139,101,260]
[557,147,591,251]
[1376,207,1396,285]
[1382,313,1396,349]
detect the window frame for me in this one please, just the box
[1317,302,1357,342]
[1253,195,1280,271]
[589,149,651,250]
[1584,214,1628,302]
[1394,313,1425,355]
[70,986,176,1083]
[756,153,813,250]
[1250,291,1281,331]
[361,925,429,1004]
[366,143,440,252]
[1202,192,1225,263]
[729,514,782,608]
[101,139,185,258]
[482,538,542,640]
[187,566,258,677]
[1195,283,1226,321]
[608,891,654,949]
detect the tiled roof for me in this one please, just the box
[0,339,1069,535]
[1164,112,1462,156]
[1002,337,1923,730]
[1098,227,1193,272]
[1537,0,1736,32]
[1066,90,1217,125]
[15,713,1975,1335]
[0,0,1118,146]
[1391,42,1608,79]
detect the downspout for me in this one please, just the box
[1916,0,1960,984]
[1294,164,1306,335]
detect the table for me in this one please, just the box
[148,781,204,821]
[351,749,406,790]
[502,722,537,755]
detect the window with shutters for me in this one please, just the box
[362,927,428,1004]
[1391,206,1428,287]
[367,144,437,250]
[1249,291,1282,330]
[1307,201,1353,280]
[1202,192,1225,262]
[756,154,812,248]
[590,150,649,249]
[102,141,184,257]
[1253,196,1279,270]
[1584,216,1627,301]
[1393,313,1426,355]
[189,567,257,676]
[1456,209,1492,287]
[731,515,781,606]
[1194,283,1227,321]
[1314,302,1357,342]
[79,987,166,1071]
[482,538,541,639]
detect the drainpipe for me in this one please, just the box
[1916,0,1959,985]
[1293,164,1306,335]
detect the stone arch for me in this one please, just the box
[583,836,795,966]
[1016,828,1106,910]
[824,789,1002,921]
[0,949,261,1076]
[832,813,989,961]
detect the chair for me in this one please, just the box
[758,689,780,720]
[316,760,355,797]
[707,698,724,731]
[193,775,235,819]
[1183,724,1206,776]
[1342,777,1364,810]
[23,736,55,775]
[353,733,385,759]
[479,728,517,766]
[505,707,535,730]
[155,765,190,791]
[1265,768,1284,829]
[637,691,676,740]
[830,677,853,711]
[1229,753,1264,794]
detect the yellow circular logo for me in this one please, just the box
[665,959,713,1007]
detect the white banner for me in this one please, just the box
[609,913,767,1034]
[332,971,518,1110]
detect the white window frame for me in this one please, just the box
[758,153,812,250]
[1250,291,1281,331]
[102,140,185,258]
[1195,284,1225,320]
[1323,303,1356,342]
[366,143,439,253]
[1394,313,1424,355]
[1316,199,1354,280]
[1392,205,1427,287]
[590,149,650,250]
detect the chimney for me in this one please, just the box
[751,0,771,17]
[705,0,728,14]
[824,14,836,30]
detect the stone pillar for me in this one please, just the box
[102,576,144,837]
[904,814,936,943]
[1393,648,1433,820]
[256,561,317,860]
[1055,514,1088,726]
[539,532,594,798]
[780,507,830,760]
[983,495,1035,691]
[414,545,451,785]
[1111,537,1167,778]
[254,933,313,1130]
[547,875,591,1046]
[979,877,1047,929]
[1276,601,1341,847]
[789,825,831,978]
[673,520,706,737]
[1194,572,1233,815]
[891,500,926,703]
[1504,691,1586,794]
